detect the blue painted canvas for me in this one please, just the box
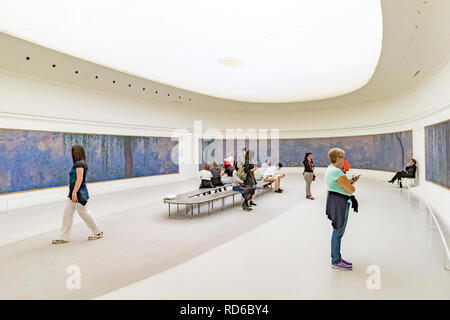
[425,120,449,188]
[0,129,179,194]
[200,130,412,172]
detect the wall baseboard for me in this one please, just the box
[0,173,187,214]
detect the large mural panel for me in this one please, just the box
[200,130,412,172]
[0,129,179,195]
[425,120,449,188]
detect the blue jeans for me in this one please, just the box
[331,202,350,265]
[232,185,246,198]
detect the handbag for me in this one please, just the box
[77,191,88,206]
[312,175,316,181]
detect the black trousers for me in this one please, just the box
[199,180,214,188]
[390,171,413,182]
[211,176,223,187]
[244,186,255,203]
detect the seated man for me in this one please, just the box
[256,159,271,180]
[261,159,271,173]
[263,162,285,193]
[388,158,417,187]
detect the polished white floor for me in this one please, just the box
[1,173,449,299]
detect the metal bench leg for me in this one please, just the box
[232,194,235,206]
[208,201,210,215]
[177,204,179,212]
[198,204,200,214]
[191,204,194,218]
[222,198,224,210]
[168,203,171,217]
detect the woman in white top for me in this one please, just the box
[263,163,285,193]
[221,165,233,185]
[199,164,214,189]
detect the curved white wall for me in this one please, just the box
[0,53,449,213]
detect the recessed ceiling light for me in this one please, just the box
[217,57,244,67]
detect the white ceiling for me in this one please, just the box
[0,0,383,103]
[0,0,449,113]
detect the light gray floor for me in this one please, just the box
[98,176,450,300]
[0,176,299,299]
[1,174,449,299]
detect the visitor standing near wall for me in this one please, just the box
[236,147,245,164]
[343,158,350,174]
[52,145,103,244]
[303,152,315,200]
[325,148,359,271]
[225,152,234,166]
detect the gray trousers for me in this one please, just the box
[303,172,314,197]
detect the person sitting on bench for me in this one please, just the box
[233,161,252,211]
[199,164,214,189]
[242,151,258,210]
[221,165,234,185]
[263,162,285,193]
[388,158,417,187]
[210,161,224,187]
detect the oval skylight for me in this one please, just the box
[0,0,382,103]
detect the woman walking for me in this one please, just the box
[52,145,103,244]
[325,148,359,270]
[303,152,315,200]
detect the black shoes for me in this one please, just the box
[388,180,394,183]
[274,189,283,193]
[242,203,252,211]
[249,201,257,206]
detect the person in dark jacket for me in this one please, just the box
[388,159,417,187]
[302,152,315,199]
[210,161,224,187]
[325,148,360,271]
[243,150,258,210]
